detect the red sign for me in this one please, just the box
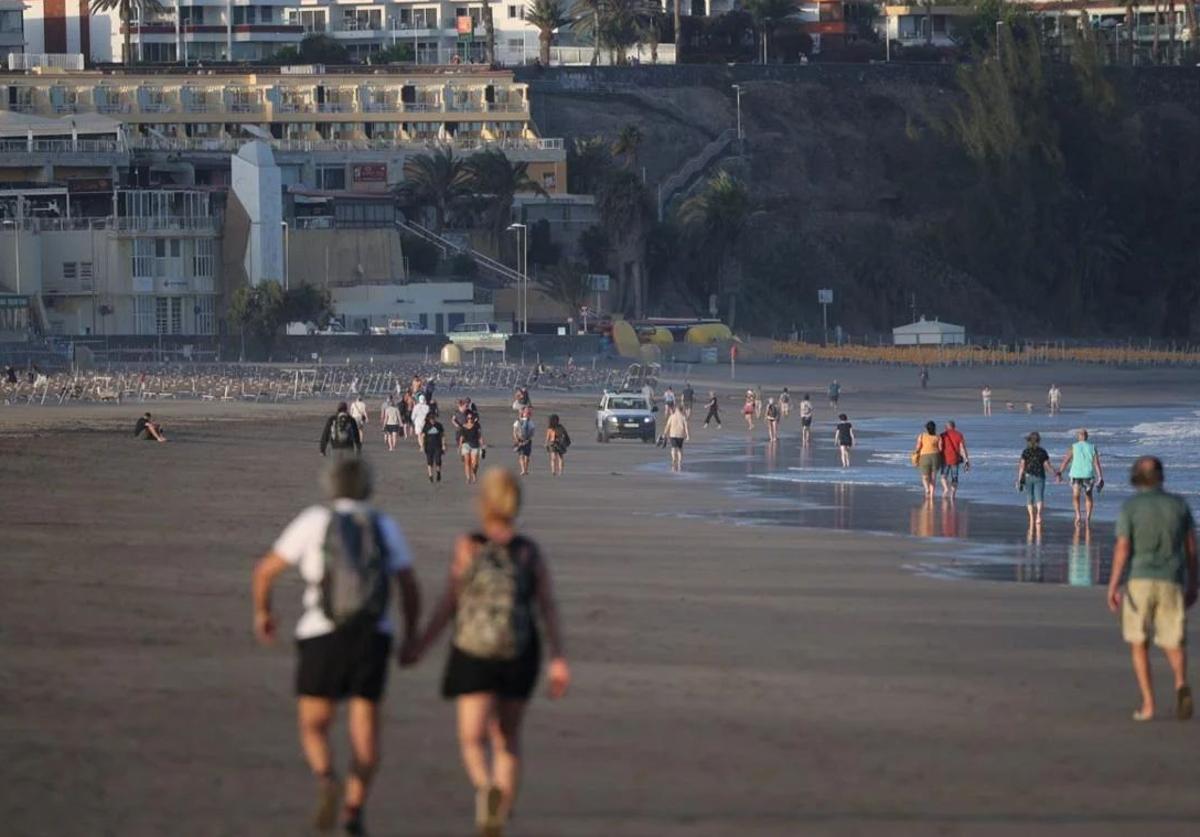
[352,163,387,183]
[456,15,473,35]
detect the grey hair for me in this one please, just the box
[320,458,373,501]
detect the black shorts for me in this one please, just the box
[384,424,400,434]
[801,417,812,428]
[515,441,532,456]
[425,447,443,466]
[441,638,541,701]
[296,625,392,702]
[670,437,685,449]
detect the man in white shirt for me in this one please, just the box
[410,394,430,449]
[349,395,370,443]
[252,459,421,835]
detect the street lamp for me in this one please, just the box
[731,84,743,141]
[507,222,527,335]
[996,20,1004,61]
[280,220,290,290]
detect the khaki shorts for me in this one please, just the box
[1122,579,1186,649]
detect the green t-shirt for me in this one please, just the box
[1115,489,1195,584]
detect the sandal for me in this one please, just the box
[475,785,504,837]
[313,773,341,832]
[1132,709,1154,722]
[1177,685,1194,721]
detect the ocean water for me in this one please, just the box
[675,404,1200,587]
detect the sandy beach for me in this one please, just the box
[3,361,1200,835]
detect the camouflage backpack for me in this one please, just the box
[453,535,536,661]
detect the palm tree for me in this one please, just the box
[596,170,654,316]
[743,0,796,63]
[483,4,496,65]
[398,147,475,234]
[538,260,592,317]
[611,124,644,170]
[466,148,548,245]
[599,0,659,64]
[678,171,752,326]
[91,0,165,65]
[525,0,571,65]
[674,0,683,63]
[570,0,604,65]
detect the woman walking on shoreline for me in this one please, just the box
[912,421,944,501]
[1017,431,1054,528]
[835,413,855,468]
[545,413,570,477]
[406,468,570,837]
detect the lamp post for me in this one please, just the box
[731,84,743,141]
[280,220,289,290]
[996,20,1004,61]
[508,222,527,334]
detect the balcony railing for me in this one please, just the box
[317,102,354,112]
[126,135,562,154]
[96,102,131,114]
[0,138,127,153]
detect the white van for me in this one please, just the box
[448,321,509,352]
[386,319,434,336]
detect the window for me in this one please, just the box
[232,6,257,25]
[142,42,177,62]
[133,239,155,278]
[134,297,155,335]
[80,262,93,286]
[0,10,23,34]
[155,297,170,334]
[193,239,214,277]
[508,5,520,18]
[170,239,181,258]
[260,7,273,23]
[62,262,77,282]
[292,9,327,32]
[171,298,183,335]
[180,6,205,25]
[318,166,346,190]
[195,296,215,335]
[412,8,437,28]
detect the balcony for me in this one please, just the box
[317,101,354,113]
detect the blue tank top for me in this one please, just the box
[1069,441,1096,479]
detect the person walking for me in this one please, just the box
[349,395,370,445]
[421,411,448,484]
[754,386,764,420]
[1048,384,1062,415]
[459,412,486,484]
[1016,432,1052,528]
[799,393,814,445]
[545,414,570,477]
[406,468,570,836]
[1058,428,1106,526]
[664,403,690,472]
[742,390,756,431]
[779,387,792,418]
[1106,456,1197,722]
[912,421,943,501]
[939,420,971,500]
[681,383,695,418]
[919,367,930,389]
[981,386,993,417]
[511,406,535,477]
[703,391,722,429]
[382,398,402,452]
[411,395,431,450]
[764,397,780,442]
[320,402,362,458]
[828,380,841,409]
[663,386,677,415]
[835,413,854,468]
[252,458,422,835]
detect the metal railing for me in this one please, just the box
[124,134,562,153]
[398,219,523,286]
[8,53,85,71]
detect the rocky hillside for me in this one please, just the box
[522,63,1200,340]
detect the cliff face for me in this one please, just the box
[523,65,1200,339]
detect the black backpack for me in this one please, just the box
[331,413,356,448]
[319,511,388,628]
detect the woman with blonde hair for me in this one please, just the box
[406,468,570,837]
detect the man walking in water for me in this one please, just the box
[1048,384,1062,415]
[939,420,971,500]
[703,391,722,429]
[251,459,422,834]
[828,380,841,409]
[664,401,690,472]
[1106,456,1196,722]
[1058,428,1105,526]
[981,386,993,417]
[799,393,814,445]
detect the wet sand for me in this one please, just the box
[3,362,1200,835]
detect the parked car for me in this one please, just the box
[448,321,509,352]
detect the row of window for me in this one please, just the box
[133,296,215,336]
[132,239,215,280]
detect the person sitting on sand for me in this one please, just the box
[134,412,167,443]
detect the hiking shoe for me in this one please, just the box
[475,785,503,837]
[1177,685,1194,721]
[313,774,340,833]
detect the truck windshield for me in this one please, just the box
[609,397,647,410]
